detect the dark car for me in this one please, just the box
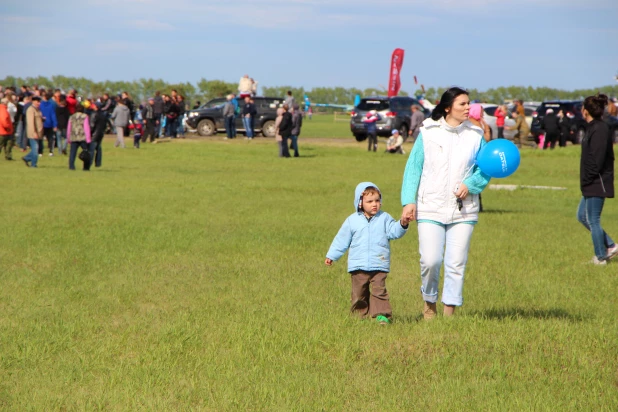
[349,96,430,141]
[185,96,284,137]
[530,101,586,144]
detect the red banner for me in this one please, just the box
[388,48,405,97]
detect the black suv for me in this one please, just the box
[350,96,430,141]
[530,101,586,144]
[185,96,283,137]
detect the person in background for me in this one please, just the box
[307,106,313,120]
[506,110,531,148]
[275,107,284,157]
[131,119,143,149]
[278,104,292,158]
[577,93,617,265]
[110,98,130,148]
[55,97,70,155]
[192,100,201,110]
[66,104,92,171]
[557,110,572,147]
[231,94,239,138]
[66,89,78,114]
[100,93,113,116]
[153,91,164,137]
[18,95,32,151]
[89,102,106,167]
[23,96,43,168]
[223,94,235,140]
[164,95,179,138]
[284,90,295,108]
[176,95,186,138]
[386,129,404,154]
[495,104,507,139]
[242,96,257,140]
[141,98,158,143]
[40,92,58,156]
[408,104,425,142]
[250,78,258,97]
[238,75,252,98]
[541,108,560,150]
[0,97,15,160]
[363,110,380,152]
[468,104,491,142]
[290,104,303,157]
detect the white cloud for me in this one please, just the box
[128,19,175,30]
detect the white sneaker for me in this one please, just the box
[590,256,607,265]
[38,154,42,157]
[49,153,53,156]
[607,245,618,260]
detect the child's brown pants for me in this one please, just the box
[350,270,392,318]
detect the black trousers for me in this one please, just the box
[543,132,559,150]
[367,132,377,152]
[142,119,156,142]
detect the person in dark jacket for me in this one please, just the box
[141,98,158,143]
[89,102,107,167]
[55,97,70,155]
[290,104,302,156]
[541,108,560,150]
[241,96,257,139]
[557,110,572,147]
[278,105,293,158]
[577,93,617,265]
[153,91,164,137]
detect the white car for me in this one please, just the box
[480,104,516,140]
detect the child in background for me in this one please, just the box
[325,182,409,324]
[130,120,143,149]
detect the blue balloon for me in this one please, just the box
[476,139,520,178]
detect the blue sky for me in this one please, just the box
[1,0,617,94]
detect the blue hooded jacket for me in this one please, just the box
[326,182,408,273]
[40,100,57,129]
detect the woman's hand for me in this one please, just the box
[455,183,469,199]
[402,204,417,222]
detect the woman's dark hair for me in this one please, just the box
[583,93,608,119]
[431,87,469,121]
[75,104,84,113]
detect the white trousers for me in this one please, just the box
[418,222,474,306]
[115,127,125,148]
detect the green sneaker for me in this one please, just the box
[376,315,391,325]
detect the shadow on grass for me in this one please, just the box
[479,209,520,214]
[395,307,587,324]
[468,307,588,322]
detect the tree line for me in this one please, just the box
[1,75,616,106]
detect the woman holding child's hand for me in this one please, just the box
[400,87,491,320]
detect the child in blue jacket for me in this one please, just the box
[325,182,409,324]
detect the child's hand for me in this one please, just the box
[324,258,333,266]
[401,215,410,226]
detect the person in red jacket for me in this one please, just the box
[0,98,15,160]
[66,89,78,114]
[495,104,507,139]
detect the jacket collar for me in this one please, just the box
[422,117,483,134]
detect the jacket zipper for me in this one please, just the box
[599,173,606,193]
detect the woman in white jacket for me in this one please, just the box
[401,87,491,319]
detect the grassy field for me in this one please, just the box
[1,132,617,410]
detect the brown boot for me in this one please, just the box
[443,305,456,317]
[423,302,437,320]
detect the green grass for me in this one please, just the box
[1,137,617,410]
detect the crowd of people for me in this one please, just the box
[0,84,190,169]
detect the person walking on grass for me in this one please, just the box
[242,96,257,140]
[142,98,158,143]
[0,98,15,160]
[495,104,507,139]
[278,104,293,158]
[401,87,491,319]
[23,96,43,168]
[541,108,560,150]
[40,92,58,156]
[89,102,106,168]
[363,110,380,152]
[111,98,130,148]
[325,182,409,325]
[223,94,235,140]
[506,109,531,148]
[275,107,284,157]
[577,93,617,265]
[408,104,424,142]
[67,104,92,171]
[55,97,70,155]
[290,104,302,157]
